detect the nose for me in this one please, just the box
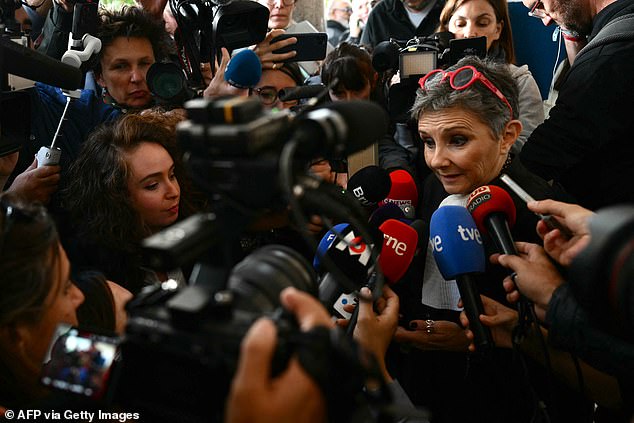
[428,145,450,170]
[130,66,144,83]
[166,178,180,199]
[71,283,85,308]
[464,23,479,38]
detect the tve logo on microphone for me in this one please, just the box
[383,233,407,256]
[431,224,483,253]
[335,230,372,265]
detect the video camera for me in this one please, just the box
[146,0,269,106]
[372,34,487,123]
[41,96,396,423]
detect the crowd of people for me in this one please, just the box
[1,0,634,421]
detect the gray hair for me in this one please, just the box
[411,56,519,138]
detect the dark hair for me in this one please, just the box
[62,111,198,293]
[74,271,116,333]
[411,56,519,137]
[437,0,516,64]
[278,62,306,86]
[0,193,59,406]
[93,6,173,76]
[320,42,376,93]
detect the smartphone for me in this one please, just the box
[41,324,120,401]
[500,173,573,238]
[0,90,30,158]
[271,32,328,63]
[448,36,487,66]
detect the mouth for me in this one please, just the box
[167,204,179,214]
[129,90,150,99]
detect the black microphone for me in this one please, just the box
[292,100,389,157]
[278,84,327,102]
[1,38,83,90]
[319,225,375,314]
[69,1,99,51]
[347,165,391,208]
[467,185,518,255]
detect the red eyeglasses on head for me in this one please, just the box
[418,65,514,119]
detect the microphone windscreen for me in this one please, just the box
[369,203,405,228]
[224,49,262,89]
[379,169,419,210]
[466,185,516,235]
[1,38,82,90]
[348,165,391,207]
[378,219,418,284]
[429,205,485,279]
[372,40,400,72]
[313,223,349,271]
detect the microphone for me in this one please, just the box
[293,100,389,157]
[313,223,350,272]
[278,84,327,102]
[429,205,493,352]
[466,185,518,255]
[379,169,419,217]
[1,38,83,90]
[347,165,392,208]
[368,203,406,229]
[224,49,262,89]
[318,225,375,313]
[378,219,418,284]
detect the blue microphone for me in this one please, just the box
[224,49,262,89]
[429,205,492,352]
[313,223,350,272]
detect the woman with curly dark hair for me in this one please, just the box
[62,111,200,294]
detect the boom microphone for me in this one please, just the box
[1,38,83,90]
[347,165,392,208]
[293,100,389,157]
[466,185,518,255]
[430,205,493,352]
[224,49,262,89]
[278,84,327,102]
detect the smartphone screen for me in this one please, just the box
[41,324,120,400]
[270,33,328,63]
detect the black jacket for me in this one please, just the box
[388,159,592,423]
[360,0,445,48]
[520,0,634,210]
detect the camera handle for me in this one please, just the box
[61,33,102,68]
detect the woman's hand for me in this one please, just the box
[0,151,19,189]
[459,295,518,352]
[6,157,61,204]
[393,319,470,352]
[202,48,249,99]
[253,29,297,70]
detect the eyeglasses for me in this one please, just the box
[528,1,548,19]
[251,86,298,107]
[419,65,514,119]
[263,0,296,7]
[334,7,353,13]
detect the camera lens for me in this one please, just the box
[146,62,187,101]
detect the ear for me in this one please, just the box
[494,19,503,41]
[500,119,522,154]
[0,323,31,358]
[96,72,106,88]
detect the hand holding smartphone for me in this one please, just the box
[271,32,328,63]
[500,174,573,238]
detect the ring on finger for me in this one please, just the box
[272,62,278,70]
[510,272,518,285]
[425,319,435,334]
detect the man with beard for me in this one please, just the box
[518,0,634,210]
[360,0,446,48]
